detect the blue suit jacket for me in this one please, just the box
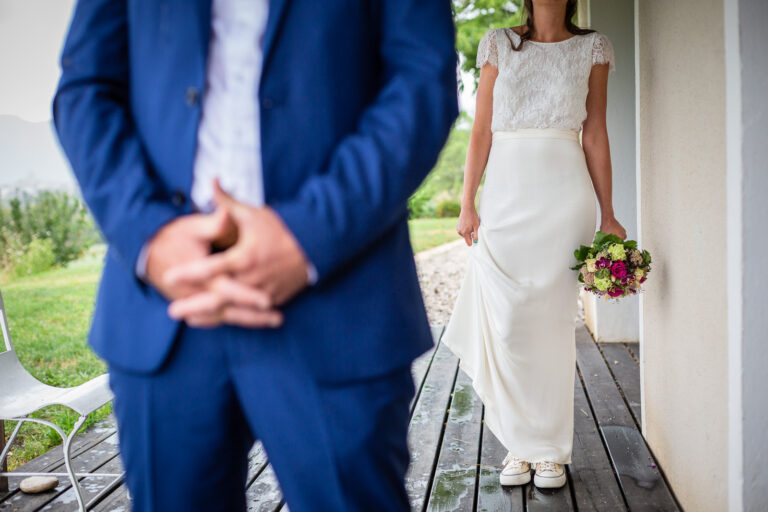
[53,0,458,383]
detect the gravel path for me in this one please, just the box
[414,239,470,326]
[415,239,585,326]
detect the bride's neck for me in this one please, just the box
[530,5,569,42]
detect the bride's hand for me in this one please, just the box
[600,215,627,240]
[457,205,480,247]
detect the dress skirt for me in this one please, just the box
[441,128,597,464]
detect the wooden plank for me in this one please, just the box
[410,326,444,415]
[569,370,627,511]
[0,418,117,503]
[626,342,640,361]
[405,342,459,511]
[575,326,636,428]
[36,453,123,511]
[575,326,679,511]
[246,442,268,485]
[0,432,120,512]
[425,370,483,512]
[91,484,130,512]
[525,479,575,512]
[600,425,681,512]
[246,463,283,512]
[476,422,523,512]
[599,343,642,426]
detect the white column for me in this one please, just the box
[725,0,768,509]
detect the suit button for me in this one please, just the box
[171,190,186,207]
[185,87,200,107]
[262,97,274,109]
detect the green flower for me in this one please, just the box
[594,276,612,291]
[607,243,627,261]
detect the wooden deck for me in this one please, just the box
[1,323,681,511]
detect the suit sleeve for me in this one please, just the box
[271,0,459,284]
[52,0,183,279]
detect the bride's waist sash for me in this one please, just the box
[492,128,580,142]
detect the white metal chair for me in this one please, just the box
[0,289,122,511]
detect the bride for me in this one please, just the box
[441,0,627,490]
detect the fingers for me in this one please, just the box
[184,307,284,329]
[210,276,272,309]
[462,233,472,246]
[167,276,271,318]
[163,250,244,288]
[167,276,282,328]
[212,178,240,212]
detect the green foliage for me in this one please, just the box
[0,191,100,276]
[408,218,459,253]
[436,200,461,218]
[453,0,524,90]
[12,238,56,277]
[409,113,472,218]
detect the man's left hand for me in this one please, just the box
[165,180,311,327]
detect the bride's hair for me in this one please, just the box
[505,0,595,51]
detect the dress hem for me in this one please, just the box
[441,336,573,466]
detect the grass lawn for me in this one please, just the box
[0,221,458,469]
[1,244,109,470]
[407,217,459,253]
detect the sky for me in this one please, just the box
[0,0,76,122]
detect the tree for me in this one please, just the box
[453,0,524,90]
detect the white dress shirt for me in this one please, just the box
[138,0,317,284]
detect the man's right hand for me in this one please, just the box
[144,210,282,327]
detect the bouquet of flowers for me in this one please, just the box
[571,231,652,301]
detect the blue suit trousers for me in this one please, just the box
[108,325,415,512]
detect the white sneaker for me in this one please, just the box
[533,461,566,488]
[499,453,531,486]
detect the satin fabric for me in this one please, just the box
[442,128,597,464]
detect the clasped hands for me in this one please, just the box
[144,180,310,328]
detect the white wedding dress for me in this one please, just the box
[441,27,615,465]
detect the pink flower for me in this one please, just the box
[611,260,628,278]
[608,286,624,298]
[597,258,611,269]
[639,277,646,283]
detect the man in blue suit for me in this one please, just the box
[53,0,458,510]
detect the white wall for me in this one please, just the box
[636,0,728,510]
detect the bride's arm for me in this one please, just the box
[458,64,498,246]
[582,63,627,239]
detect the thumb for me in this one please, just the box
[212,178,239,211]
[197,207,234,242]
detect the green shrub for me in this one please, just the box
[436,200,461,218]
[0,191,100,274]
[13,238,56,277]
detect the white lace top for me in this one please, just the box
[477,27,615,132]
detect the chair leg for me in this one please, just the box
[0,420,23,493]
[0,420,6,493]
[63,415,88,512]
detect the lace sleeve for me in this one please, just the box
[592,33,615,72]
[476,29,499,69]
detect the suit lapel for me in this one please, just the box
[262,0,292,73]
[189,0,213,78]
